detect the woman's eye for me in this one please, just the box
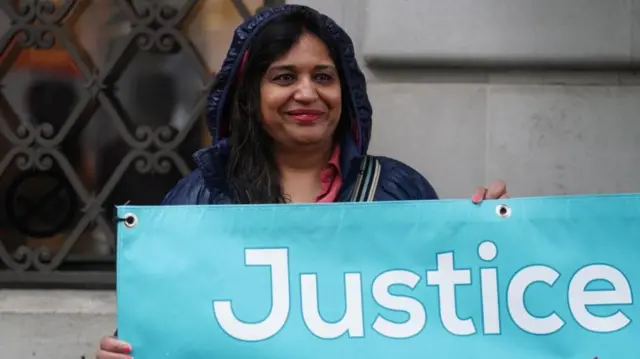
[314,73,333,82]
[273,74,296,82]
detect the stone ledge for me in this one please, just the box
[0,289,116,315]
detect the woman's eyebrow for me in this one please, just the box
[268,64,336,72]
[315,64,337,71]
[268,65,296,72]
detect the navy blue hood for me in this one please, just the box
[197,4,373,176]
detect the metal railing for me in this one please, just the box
[0,0,281,289]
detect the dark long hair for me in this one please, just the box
[225,10,350,204]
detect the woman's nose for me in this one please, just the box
[293,77,318,102]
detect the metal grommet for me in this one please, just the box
[123,213,138,228]
[496,204,511,218]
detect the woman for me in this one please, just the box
[97,4,508,358]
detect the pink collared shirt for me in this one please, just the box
[316,145,342,203]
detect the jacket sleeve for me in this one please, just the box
[376,156,439,200]
[161,169,213,205]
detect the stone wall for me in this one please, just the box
[295,0,640,198]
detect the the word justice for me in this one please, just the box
[212,241,633,342]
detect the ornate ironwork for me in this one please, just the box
[0,0,281,289]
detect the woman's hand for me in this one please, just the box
[471,180,509,204]
[96,336,132,359]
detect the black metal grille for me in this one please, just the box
[0,0,281,289]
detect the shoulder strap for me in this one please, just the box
[350,155,382,202]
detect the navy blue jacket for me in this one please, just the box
[162,4,438,205]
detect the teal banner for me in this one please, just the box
[116,195,638,358]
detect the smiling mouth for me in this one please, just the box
[286,110,326,123]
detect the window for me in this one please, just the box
[0,0,282,289]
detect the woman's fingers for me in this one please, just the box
[485,180,507,199]
[471,180,508,204]
[97,336,132,358]
[471,187,487,204]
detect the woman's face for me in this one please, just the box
[260,32,342,149]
